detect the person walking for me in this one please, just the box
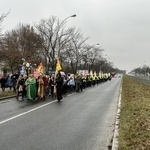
[25,74,36,102]
[75,74,83,92]
[67,76,75,93]
[49,75,55,98]
[37,75,44,101]
[42,75,47,99]
[0,77,7,91]
[55,71,64,101]
[16,75,25,101]
[6,75,13,90]
[11,76,17,92]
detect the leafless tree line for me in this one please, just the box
[0,13,115,75]
[131,65,150,76]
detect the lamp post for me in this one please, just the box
[60,14,76,26]
[57,14,76,57]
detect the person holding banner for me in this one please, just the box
[55,71,64,101]
[54,57,63,101]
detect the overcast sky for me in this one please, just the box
[1,0,150,72]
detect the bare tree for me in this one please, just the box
[61,29,88,74]
[0,12,9,37]
[80,44,104,73]
[0,31,22,73]
[35,16,77,71]
[0,24,43,74]
[16,24,44,63]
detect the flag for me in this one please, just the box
[90,70,93,76]
[55,58,62,75]
[20,66,25,75]
[37,62,44,73]
[54,58,62,94]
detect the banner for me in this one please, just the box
[37,62,44,73]
[20,66,25,75]
[55,58,62,75]
[33,62,43,78]
[77,70,88,76]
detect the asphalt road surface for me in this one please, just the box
[0,78,122,150]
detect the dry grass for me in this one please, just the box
[0,90,16,99]
[119,75,150,150]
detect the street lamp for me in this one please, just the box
[57,14,76,57]
[71,14,76,17]
[63,14,76,22]
[59,14,76,27]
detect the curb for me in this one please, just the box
[0,95,16,101]
[111,82,122,150]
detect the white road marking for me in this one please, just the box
[0,92,76,125]
[0,100,57,125]
[67,93,76,96]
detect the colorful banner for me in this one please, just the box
[55,58,62,75]
[37,62,44,73]
[77,70,88,76]
[32,62,44,78]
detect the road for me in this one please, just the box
[129,75,150,86]
[0,78,122,150]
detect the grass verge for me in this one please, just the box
[0,90,16,100]
[119,75,150,149]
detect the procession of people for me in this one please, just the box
[0,70,112,103]
[0,57,113,102]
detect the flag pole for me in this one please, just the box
[54,57,62,94]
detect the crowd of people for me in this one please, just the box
[0,71,112,102]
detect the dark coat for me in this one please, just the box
[0,78,7,88]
